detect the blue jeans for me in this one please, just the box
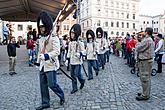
[87,60,99,79]
[28,49,36,65]
[104,51,110,62]
[97,54,104,68]
[70,65,85,91]
[39,69,64,106]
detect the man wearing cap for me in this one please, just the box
[155,34,164,73]
[135,27,154,101]
[35,11,65,110]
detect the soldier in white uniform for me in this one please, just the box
[35,11,65,110]
[104,31,110,63]
[95,27,106,70]
[86,30,99,80]
[67,24,85,94]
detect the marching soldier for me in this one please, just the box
[136,27,154,101]
[35,11,65,110]
[67,24,85,94]
[95,27,106,70]
[86,29,99,80]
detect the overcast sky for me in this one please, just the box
[139,0,165,16]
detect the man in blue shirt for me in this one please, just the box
[2,24,9,45]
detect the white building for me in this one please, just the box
[11,22,37,40]
[139,12,165,35]
[80,0,140,38]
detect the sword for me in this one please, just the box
[82,63,88,77]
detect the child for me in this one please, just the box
[86,30,99,80]
[67,24,85,94]
[7,37,20,75]
[27,35,35,66]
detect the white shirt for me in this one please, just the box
[155,39,164,54]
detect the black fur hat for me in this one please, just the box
[86,29,95,43]
[96,27,103,38]
[37,11,53,36]
[69,24,81,41]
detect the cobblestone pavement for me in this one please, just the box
[0,45,165,110]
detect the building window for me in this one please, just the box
[67,25,69,30]
[27,25,32,30]
[157,21,158,24]
[127,3,129,9]
[105,0,108,6]
[82,23,84,29]
[147,21,149,24]
[18,24,23,31]
[64,25,66,30]
[141,28,143,31]
[111,11,114,17]
[133,14,135,19]
[97,0,101,5]
[127,23,129,28]
[111,1,114,7]
[121,32,124,36]
[111,22,114,27]
[122,22,124,28]
[116,2,119,8]
[87,21,89,27]
[97,20,101,26]
[121,13,124,18]
[111,31,114,35]
[143,21,145,24]
[121,3,124,9]
[132,4,135,10]
[98,9,101,15]
[105,22,108,27]
[116,32,119,36]
[127,14,129,19]
[133,23,135,29]
[117,12,119,18]
[116,21,119,27]
[105,9,108,16]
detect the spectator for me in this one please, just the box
[7,37,20,75]
[155,34,164,73]
[2,24,9,45]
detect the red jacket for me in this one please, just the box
[27,39,35,50]
[126,39,136,52]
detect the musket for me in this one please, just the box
[34,62,75,81]
[59,67,75,81]
[82,63,88,77]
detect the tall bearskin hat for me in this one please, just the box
[96,27,103,38]
[86,29,95,43]
[69,24,81,41]
[37,11,53,36]
[104,31,108,39]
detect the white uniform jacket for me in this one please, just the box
[86,42,98,60]
[37,34,60,72]
[67,40,85,65]
[95,38,106,54]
